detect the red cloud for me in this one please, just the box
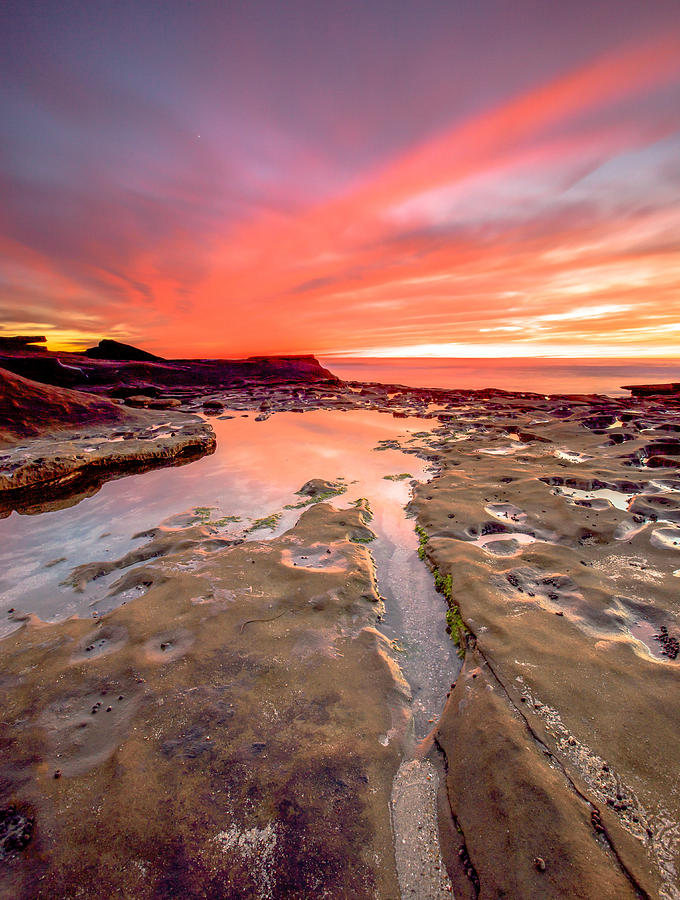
[4,32,680,357]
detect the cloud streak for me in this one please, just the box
[1,3,679,356]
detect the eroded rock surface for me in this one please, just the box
[3,361,680,897]
[0,366,148,445]
[407,391,680,899]
[0,501,409,899]
[0,367,216,515]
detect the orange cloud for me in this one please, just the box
[4,32,680,358]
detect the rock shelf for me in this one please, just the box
[0,502,409,898]
[2,348,680,897]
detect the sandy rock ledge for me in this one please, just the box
[410,391,680,899]
[0,366,216,515]
[0,501,410,898]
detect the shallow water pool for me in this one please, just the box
[0,408,459,735]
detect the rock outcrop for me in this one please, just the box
[408,391,680,898]
[0,368,215,513]
[622,382,680,398]
[0,343,339,393]
[0,335,46,350]
[0,366,142,445]
[84,338,164,361]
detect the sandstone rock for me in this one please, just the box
[412,392,680,898]
[0,367,140,445]
[123,395,154,407]
[0,367,214,513]
[0,502,404,899]
[147,398,182,410]
[297,478,342,498]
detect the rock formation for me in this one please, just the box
[0,335,46,351]
[0,366,141,445]
[0,343,338,392]
[84,338,164,362]
[622,382,680,398]
[0,367,215,513]
[0,501,407,898]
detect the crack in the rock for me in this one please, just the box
[432,732,480,899]
[485,651,648,897]
[458,619,650,900]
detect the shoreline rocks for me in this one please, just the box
[0,367,215,515]
[3,348,680,895]
[408,389,680,898]
[0,501,407,898]
[0,421,216,517]
[0,345,339,392]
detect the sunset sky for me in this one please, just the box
[2,0,680,359]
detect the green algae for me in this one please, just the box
[247,512,282,532]
[415,524,429,560]
[352,497,374,520]
[192,506,241,528]
[284,485,347,510]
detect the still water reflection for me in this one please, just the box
[0,409,459,733]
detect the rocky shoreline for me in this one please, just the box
[0,499,410,898]
[2,344,680,898]
[0,367,216,516]
[402,388,680,899]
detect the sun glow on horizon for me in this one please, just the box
[321,344,680,361]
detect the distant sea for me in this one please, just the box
[319,358,680,397]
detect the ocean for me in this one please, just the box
[319,357,680,397]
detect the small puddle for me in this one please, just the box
[554,449,593,463]
[479,444,528,455]
[650,526,680,550]
[470,532,538,555]
[628,620,677,662]
[552,485,633,511]
[484,502,528,524]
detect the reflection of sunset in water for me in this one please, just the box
[0,407,458,733]
[0,410,430,621]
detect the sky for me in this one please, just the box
[1,0,680,359]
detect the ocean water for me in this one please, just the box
[319,357,680,396]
